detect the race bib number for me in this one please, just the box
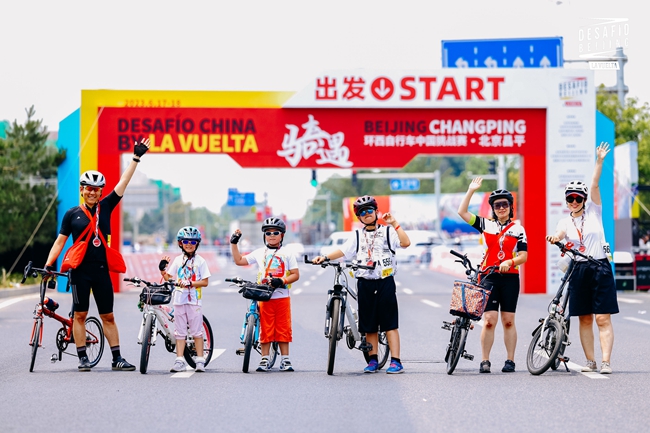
[382,267,393,278]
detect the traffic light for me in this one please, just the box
[351,170,358,187]
[488,160,496,174]
[310,169,318,187]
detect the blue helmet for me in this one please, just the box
[177,226,201,243]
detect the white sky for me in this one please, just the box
[1,0,644,219]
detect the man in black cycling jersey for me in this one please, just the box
[44,139,150,371]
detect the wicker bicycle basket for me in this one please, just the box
[449,280,492,320]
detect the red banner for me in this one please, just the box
[98,107,546,169]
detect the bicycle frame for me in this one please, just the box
[137,304,175,348]
[240,299,261,348]
[324,267,363,345]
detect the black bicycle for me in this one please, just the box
[304,256,389,375]
[526,241,604,375]
[442,251,497,375]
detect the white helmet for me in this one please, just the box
[80,170,106,187]
[565,180,588,197]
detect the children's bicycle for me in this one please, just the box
[526,241,603,375]
[22,261,105,372]
[225,278,280,373]
[124,277,214,373]
[442,251,497,375]
[304,256,390,375]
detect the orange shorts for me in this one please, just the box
[259,297,292,343]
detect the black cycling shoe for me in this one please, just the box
[479,360,491,373]
[502,359,516,373]
[78,356,92,372]
[112,356,136,371]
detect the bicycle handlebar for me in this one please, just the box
[21,261,72,291]
[303,255,376,271]
[123,277,176,289]
[553,241,603,266]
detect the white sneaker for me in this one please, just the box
[170,357,187,373]
[195,357,206,372]
[256,357,270,372]
[600,361,612,374]
[280,358,294,372]
[581,360,597,372]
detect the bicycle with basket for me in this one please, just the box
[23,261,105,372]
[442,251,497,375]
[226,277,280,373]
[526,241,604,375]
[124,276,214,374]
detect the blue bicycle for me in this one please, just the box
[226,278,280,373]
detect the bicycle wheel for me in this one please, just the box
[242,314,256,373]
[363,331,391,370]
[139,314,155,374]
[446,319,467,375]
[527,318,563,375]
[29,319,42,372]
[551,318,570,370]
[327,298,341,375]
[184,315,214,368]
[84,316,105,368]
[268,342,280,368]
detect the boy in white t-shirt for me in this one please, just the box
[160,226,211,373]
[230,217,300,372]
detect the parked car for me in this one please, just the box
[395,230,445,264]
[319,231,353,257]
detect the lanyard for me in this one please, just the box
[80,204,101,248]
[262,248,280,281]
[363,228,379,266]
[572,214,586,252]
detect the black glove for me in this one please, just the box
[45,264,56,273]
[270,278,284,288]
[158,259,169,271]
[230,232,242,244]
[133,138,149,157]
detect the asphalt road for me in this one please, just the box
[1,257,649,433]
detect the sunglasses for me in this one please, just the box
[566,195,584,204]
[181,240,198,245]
[83,186,101,192]
[265,231,281,236]
[358,208,375,217]
[493,201,510,210]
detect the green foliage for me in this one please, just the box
[0,107,66,255]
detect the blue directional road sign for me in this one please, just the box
[227,188,255,206]
[390,179,420,192]
[442,37,563,68]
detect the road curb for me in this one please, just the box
[0,285,40,299]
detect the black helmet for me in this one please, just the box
[488,189,514,206]
[353,195,378,216]
[261,217,286,233]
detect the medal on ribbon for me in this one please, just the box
[92,237,101,247]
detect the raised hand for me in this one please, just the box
[133,138,151,158]
[468,177,482,192]
[596,142,611,162]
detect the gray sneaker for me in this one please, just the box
[600,361,612,374]
[170,358,187,373]
[581,360,597,372]
[194,357,206,372]
[280,358,295,372]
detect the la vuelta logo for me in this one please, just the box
[277,115,353,168]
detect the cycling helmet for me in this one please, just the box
[353,195,378,216]
[79,170,106,188]
[177,226,202,243]
[488,189,514,206]
[261,217,286,233]
[565,181,588,197]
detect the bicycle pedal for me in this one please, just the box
[463,353,474,361]
[51,354,58,363]
[441,322,452,330]
[359,342,373,352]
[235,348,245,356]
[560,356,570,363]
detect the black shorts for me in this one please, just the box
[71,261,114,315]
[568,259,619,316]
[481,273,520,313]
[356,276,399,333]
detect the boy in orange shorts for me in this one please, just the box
[230,217,300,371]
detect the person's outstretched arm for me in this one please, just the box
[458,177,482,223]
[115,138,150,197]
[590,142,610,206]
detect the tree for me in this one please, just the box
[0,107,66,266]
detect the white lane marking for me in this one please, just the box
[310,275,317,281]
[171,348,226,378]
[395,281,402,286]
[219,288,239,293]
[303,281,311,287]
[565,360,610,379]
[402,288,413,295]
[317,269,326,276]
[624,317,650,326]
[292,289,303,295]
[421,299,441,308]
[0,294,38,310]
[210,280,222,286]
[617,297,643,304]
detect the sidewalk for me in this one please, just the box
[0,285,39,299]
